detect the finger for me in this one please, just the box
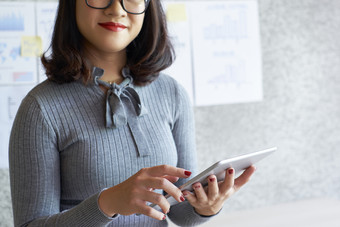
[182,190,197,205]
[145,177,184,203]
[163,175,179,183]
[141,191,170,214]
[220,168,235,194]
[234,165,256,191]
[207,175,219,200]
[145,165,192,178]
[136,201,166,221]
[192,182,207,202]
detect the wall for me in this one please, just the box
[1,0,340,226]
[195,0,340,211]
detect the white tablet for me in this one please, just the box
[151,147,277,208]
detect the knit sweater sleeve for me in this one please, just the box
[9,95,113,227]
[166,81,212,226]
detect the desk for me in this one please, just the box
[168,199,340,227]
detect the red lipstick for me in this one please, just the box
[98,22,127,32]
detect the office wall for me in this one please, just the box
[196,0,340,211]
[1,0,340,226]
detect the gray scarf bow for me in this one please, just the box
[93,67,150,157]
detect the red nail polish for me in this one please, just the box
[162,214,166,220]
[185,171,192,176]
[228,169,234,174]
[194,184,200,189]
[209,177,215,182]
[180,195,185,202]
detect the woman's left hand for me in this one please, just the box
[182,165,256,216]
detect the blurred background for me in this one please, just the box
[1,0,340,226]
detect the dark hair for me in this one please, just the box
[41,0,175,85]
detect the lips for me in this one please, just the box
[98,22,127,32]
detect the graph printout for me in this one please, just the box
[0,85,33,168]
[0,2,37,85]
[190,1,263,106]
[162,1,194,104]
[36,2,58,82]
[0,2,57,168]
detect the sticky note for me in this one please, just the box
[166,3,187,22]
[21,36,43,57]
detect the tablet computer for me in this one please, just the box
[151,147,277,208]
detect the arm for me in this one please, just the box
[167,82,256,224]
[9,95,113,227]
[167,82,212,226]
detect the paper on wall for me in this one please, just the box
[0,85,34,168]
[21,36,43,57]
[36,2,58,82]
[190,0,263,106]
[0,2,37,85]
[163,2,194,104]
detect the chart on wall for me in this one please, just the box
[0,0,262,168]
[164,0,262,106]
[162,2,194,103]
[190,1,262,106]
[36,2,59,82]
[0,2,37,85]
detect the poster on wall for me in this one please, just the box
[36,2,58,82]
[163,0,262,106]
[0,2,57,168]
[190,0,263,106]
[0,2,37,85]
[163,1,194,104]
[0,85,33,168]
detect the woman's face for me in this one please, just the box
[76,0,145,55]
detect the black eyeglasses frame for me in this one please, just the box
[85,0,151,15]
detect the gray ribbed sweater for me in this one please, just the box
[9,70,211,227]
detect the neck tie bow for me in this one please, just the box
[92,67,150,157]
[93,67,145,128]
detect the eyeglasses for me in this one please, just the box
[85,0,151,15]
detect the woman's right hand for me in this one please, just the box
[98,165,192,220]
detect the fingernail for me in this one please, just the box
[162,214,166,220]
[180,195,185,202]
[228,169,234,174]
[209,177,215,182]
[184,171,192,176]
[194,184,200,189]
[183,191,189,197]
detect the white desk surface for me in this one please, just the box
[168,198,340,227]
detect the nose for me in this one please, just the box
[104,0,127,16]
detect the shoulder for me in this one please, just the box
[20,79,91,115]
[146,73,189,100]
[26,79,92,103]
[136,73,192,117]
[156,73,178,85]
[28,79,77,100]
[21,80,57,107]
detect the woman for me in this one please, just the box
[9,0,256,226]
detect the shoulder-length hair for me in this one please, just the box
[41,0,175,85]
